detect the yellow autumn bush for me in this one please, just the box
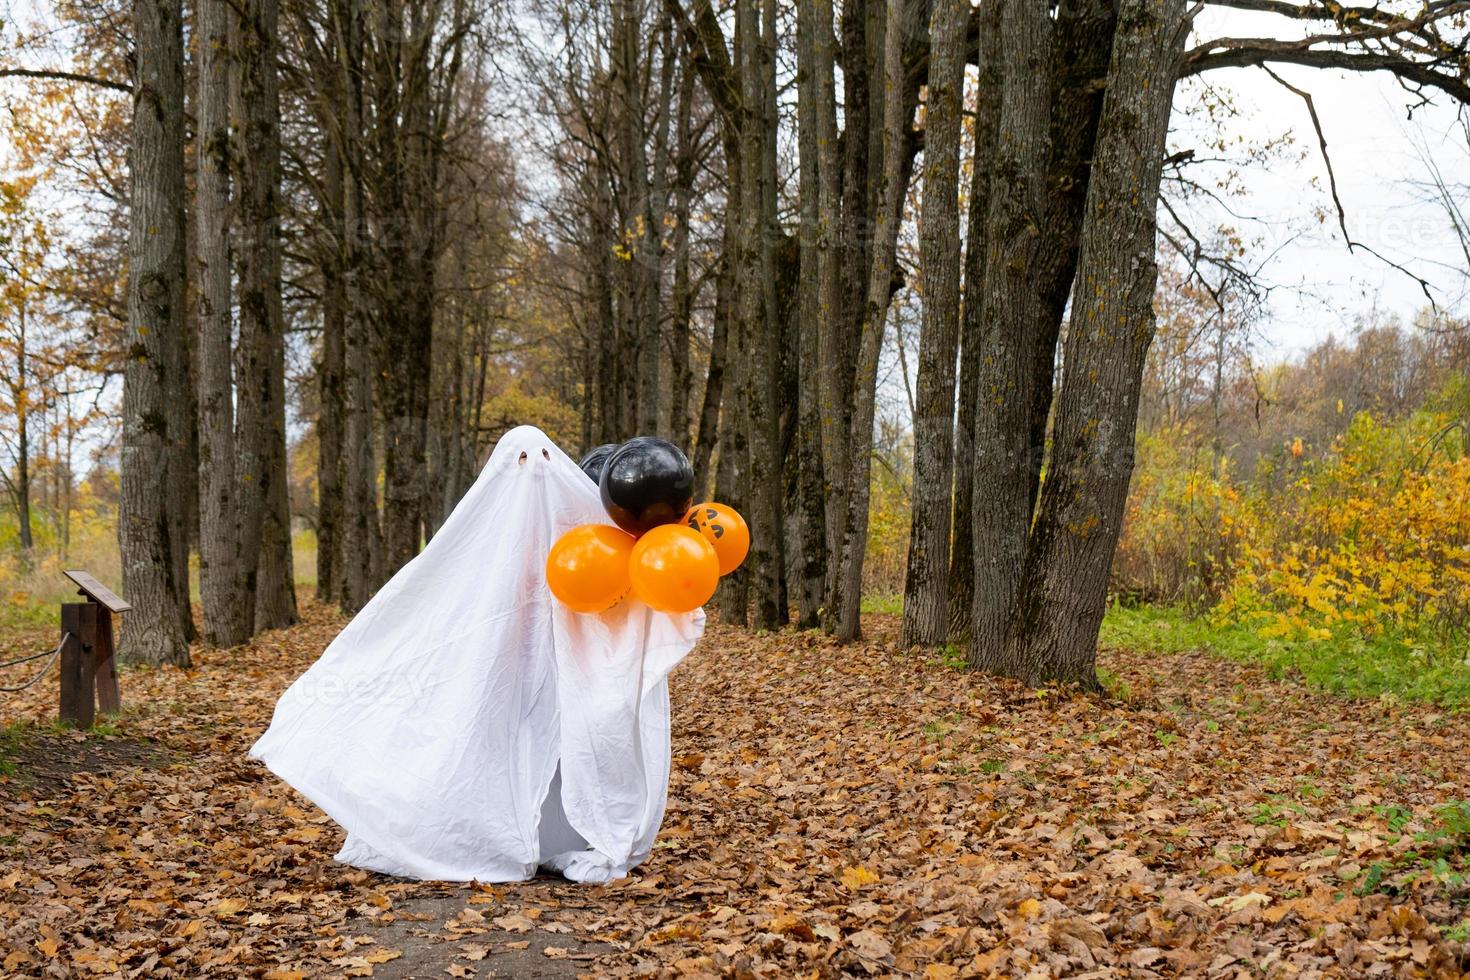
[1117,385,1470,658]
[1112,430,1247,606]
[1218,406,1469,652]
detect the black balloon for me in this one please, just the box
[578,443,621,484]
[599,437,695,535]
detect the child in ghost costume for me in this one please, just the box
[249,426,705,883]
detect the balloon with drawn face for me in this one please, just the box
[683,502,750,576]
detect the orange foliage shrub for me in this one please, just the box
[1219,408,1470,651]
[1117,390,1470,655]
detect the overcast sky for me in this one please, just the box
[1171,6,1469,358]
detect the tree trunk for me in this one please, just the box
[793,0,829,628]
[15,303,33,561]
[810,0,842,616]
[317,136,346,603]
[1003,0,1189,687]
[832,0,907,642]
[614,0,663,436]
[371,0,448,579]
[120,0,190,667]
[967,0,1054,669]
[591,166,621,445]
[196,0,250,645]
[821,0,867,607]
[668,50,696,449]
[947,0,1001,644]
[256,337,298,629]
[337,0,379,614]
[235,0,295,632]
[690,241,729,499]
[713,155,750,625]
[171,234,197,643]
[1025,0,1120,489]
[900,0,965,648]
[738,0,784,629]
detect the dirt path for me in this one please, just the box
[2,602,1468,977]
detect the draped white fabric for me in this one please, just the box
[249,426,704,883]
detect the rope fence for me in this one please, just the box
[0,633,71,693]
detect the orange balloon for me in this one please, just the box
[546,524,636,613]
[683,502,750,576]
[628,524,719,613]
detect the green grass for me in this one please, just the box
[1346,799,1470,897]
[1101,603,1470,708]
[860,593,903,616]
[0,721,28,776]
[858,593,1470,707]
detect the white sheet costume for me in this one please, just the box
[249,426,705,883]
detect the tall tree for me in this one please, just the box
[830,0,907,642]
[335,0,381,613]
[1001,0,1191,686]
[736,0,784,629]
[899,0,965,648]
[967,0,1055,664]
[792,0,829,628]
[195,0,253,646]
[667,52,697,447]
[369,0,470,576]
[809,0,842,605]
[120,0,190,665]
[947,0,1001,644]
[235,0,297,632]
[316,128,346,603]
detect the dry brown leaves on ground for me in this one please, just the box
[2,601,1469,978]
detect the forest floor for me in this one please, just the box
[2,600,1470,978]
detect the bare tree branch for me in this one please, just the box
[1259,65,1439,308]
[0,67,131,94]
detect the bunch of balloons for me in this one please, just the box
[545,437,750,614]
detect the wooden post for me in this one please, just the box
[94,606,121,716]
[58,570,131,726]
[59,603,98,728]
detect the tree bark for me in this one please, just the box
[613,0,663,436]
[690,241,729,500]
[591,165,621,445]
[317,133,346,603]
[810,0,842,620]
[14,304,34,561]
[172,215,198,643]
[967,0,1054,669]
[713,153,750,625]
[1003,0,1189,687]
[668,50,696,449]
[336,0,379,614]
[947,0,1000,644]
[793,0,829,628]
[738,0,784,629]
[235,0,296,632]
[821,0,868,610]
[1025,0,1120,492]
[371,0,459,578]
[196,0,251,645]
[900,0,965,648]
[832,0,907,643]
[120,0,190,666]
